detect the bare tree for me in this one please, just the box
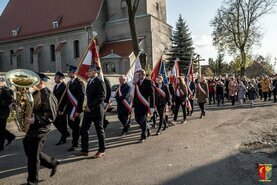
[211,0,277,76]
[126,0,140,57]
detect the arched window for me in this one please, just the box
[50,44,55,62]
[30,48,34,63]
[73,40,80,58]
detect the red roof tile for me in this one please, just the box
[100,39,143,58]
[0,0,102,42]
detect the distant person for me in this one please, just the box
[273,74,277,103]
[115,75,132,136]
[53,71,70,145]
[196,75,209,119]
[237,81,247,105]
[59,65,85,152]
[261,75,270,102]
[228,76,238,106]
[133,69,154,143]
[248,79,258,107]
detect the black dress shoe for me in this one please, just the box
[137,139,145,143]
[50,160,60,177]
[147,129,151,137]
[27,181,38,185]
[67,146,76,152]
[6,135,16,146]
[200,113,203,119]
[55,140,66,145]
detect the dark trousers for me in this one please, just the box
[67,115,80,147]
[187,99,194,115]
[0,117,15,149]
[157,106,166,132]
[152,111,158,127]
[273,87,277,103]
[230,96,236,105]
[174,97,186,121]
[209,92,215,104]
[118,113,130,133]
[216,93,224,105]
[80,113,105,153]
[135,111,149,140]
[53,114,69,141]
[263,92,268,102]
[23,133,55,183]
[198,102,205,113]
[103,114,110,129]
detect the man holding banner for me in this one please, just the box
[77,64,106,158]
[59,65,85,152]
[133,69,154,143]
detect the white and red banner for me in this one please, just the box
[126,53,142,84]
[77,39,104,81]
[187,54,194,81]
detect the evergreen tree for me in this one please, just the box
[167,14,195,75]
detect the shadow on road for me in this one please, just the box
[160,151,277,185]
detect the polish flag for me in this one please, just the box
[77,39,104,81]
[187,54,194,81]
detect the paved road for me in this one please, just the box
[0,100,276,185]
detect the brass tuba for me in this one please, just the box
[5,69,40,132]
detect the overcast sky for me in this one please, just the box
[166,0,277,70]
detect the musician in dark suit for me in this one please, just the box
[154,75,171,135]
[53,71,70,145]
[133,69,154,143]
[0,77,16,151]
[186,75,195,116]
[115,75,132,136]
[23,73,60,185]
[76,64,106,158]
[59,65,85,152]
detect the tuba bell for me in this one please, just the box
[5,69,40,132]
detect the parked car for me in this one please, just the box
[109,84,119,110]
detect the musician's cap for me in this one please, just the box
[55,71,65,78]
[0,76,5,82]
[90,63,100,71]
[36,72,50,82]
[67,64,78,72]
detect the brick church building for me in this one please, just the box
[0,0,171,74]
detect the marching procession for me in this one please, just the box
[0,58,277,184]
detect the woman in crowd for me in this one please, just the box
[196,75,209,119]
[261,75,270,102]
[228,76,238,106]
[237,81,247,105]
[172,77,188,124]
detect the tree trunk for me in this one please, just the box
[128,15,140,57]
[240,49,246,76]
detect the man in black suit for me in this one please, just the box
[115,75,132,136]
[133,69,154,143]
[59,65,85,152]
[53,71,70,145]
[0,77,16,151]
[76,64,106,158]
[23,72,60,185]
